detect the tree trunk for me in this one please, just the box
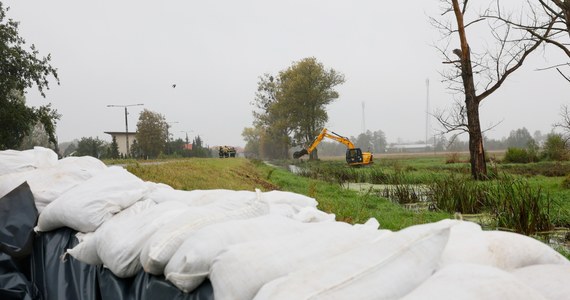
[466,96,487,179]
[452,0,487,180]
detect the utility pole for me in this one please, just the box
[166,121,179,154]
[107,104,144,156]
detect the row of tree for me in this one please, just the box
[243,1,570,180]
[59,109,210,159]
[290,126,567,157]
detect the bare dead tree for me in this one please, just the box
[554,105,570,140]
[432,0,555,180]
[485,0,570,80]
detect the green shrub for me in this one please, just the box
[504,147,533,163]
[541,134,569,161]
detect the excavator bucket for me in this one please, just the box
[293,149,308,159]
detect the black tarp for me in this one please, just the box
[0,182,214,300]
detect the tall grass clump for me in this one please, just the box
[487,175,553,235]
[428,175,487,214]
[381,184,425,205]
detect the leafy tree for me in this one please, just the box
[0,4,60,150]
[251,74,291,159]
[242,126,261,158]
[167,138,187,157]
[19,122,52,149]
[542,133,568,161]
[136,109,167,158]
[506,128,534,149]
[130,139,142,158]
[352,130,387,153]
[191,135,210,157]
[280,57,345,160]
[248,58,344,160]
[107,136,120,159]
[76,137,107,158]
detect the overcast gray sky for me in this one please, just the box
[5,0,569,147]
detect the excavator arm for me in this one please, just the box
[293,128,374,166]
[293,128,355,159]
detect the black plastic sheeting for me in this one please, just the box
[0,182,214,300]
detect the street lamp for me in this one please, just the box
[107,103,144,156]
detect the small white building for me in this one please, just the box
[387,143,434,153]
[104,131,137,156]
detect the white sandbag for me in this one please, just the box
[441,229,570,270]
[292,206,335,223]
[262,190,317,212]
[66,232,102,265]
[210,220,387,300]
[140,190,269,275]
[66,199,156,265]
[36,166,149,232]
[148,188,256,206]
[0,147,58,176]
[164,215,309,292]
[0,172,28,200]
[96,200,189,278]
[401,263,546,300]
[254,220,455,300]
[3,156,107,212]
[512,264,570,300]
[268,203,296,218]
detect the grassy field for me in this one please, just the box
[121,154,570,257]
[123,158,451,230]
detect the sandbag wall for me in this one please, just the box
[1,147,570,300]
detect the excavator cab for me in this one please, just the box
[346,148,364,164]
[346,148,374,166]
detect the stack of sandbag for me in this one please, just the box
[146,186,324,219]
[164,215,320,292]
[0,156,107,212]
[252,219,570,300]
[35,166,150,233]
[253,219,455,300]
[3,147,570,299]
[210,219,389,300]
[0,146,58,176]
[139,189,270,275]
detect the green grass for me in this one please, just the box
[120,155,570,234]
[126,158,278,191]
[123,157,450,230]
[290,156,570,232]
[254,160,451,230]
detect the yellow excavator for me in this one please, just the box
[293,128,374,166]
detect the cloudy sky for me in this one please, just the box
[4,0,569,147]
